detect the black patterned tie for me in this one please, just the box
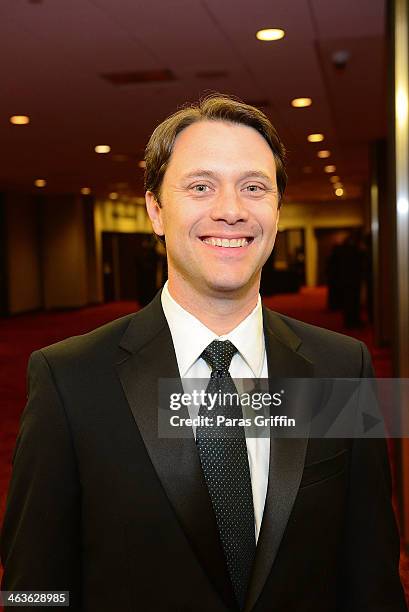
[196,340,256,609]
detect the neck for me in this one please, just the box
[167,277,260,336]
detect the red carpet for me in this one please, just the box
[0,287,407,604]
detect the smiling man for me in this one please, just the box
[1,95,407,612]
[146,120,280,320]
[146,119,280,333]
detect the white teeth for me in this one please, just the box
[203,237,249,248]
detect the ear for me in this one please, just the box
[145,191,165,236]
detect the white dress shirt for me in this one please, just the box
[161,282,270,541]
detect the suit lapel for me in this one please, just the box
[116,294,315,611]
[244,308,314,612]
[115,292,237,609]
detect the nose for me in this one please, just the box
[209,187,249,224]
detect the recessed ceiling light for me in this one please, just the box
[95,145,111,154]
[109,192,118,200]
[334,182,343,189]
[10,115,30,125]
[317,150,331,158]
[330,175,340,183]
[34,179,46,188]
[81,187,91,195]
[256,28,285,41]
[291,98,312,108]
[307,133,324,142]
[324,165,336,173]
[335,188,344,196]
[138,160,146,169]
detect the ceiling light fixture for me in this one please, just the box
[256,28,285,41]
[138,160,146,169]
[81,187,91,195]
[95,145,111,154]
[109,192,118,200]
[34,179,46,188]
[324,165,336,173]
[307,133,324,142]
[317,150,331,158]
[335,188,344,196]
[10,115,30,125]
[330,175,340,183]
[291,98,312,108]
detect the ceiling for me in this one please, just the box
[0,0,386,202]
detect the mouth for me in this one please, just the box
[200,236,254,248]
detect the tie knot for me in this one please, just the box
[201,340,238,374]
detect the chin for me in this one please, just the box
[205,275,254,295]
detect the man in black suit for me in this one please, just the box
[1,95,407,611]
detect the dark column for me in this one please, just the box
[369,140,392,345]
[41,194,89,309]
[0,193,9,316]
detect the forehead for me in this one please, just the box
[166,120,276,177]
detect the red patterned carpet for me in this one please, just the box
[0,287,407,604]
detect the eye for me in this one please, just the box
[191,184,210,193]
[243,184,265,193]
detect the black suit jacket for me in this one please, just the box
[1,292,407,611]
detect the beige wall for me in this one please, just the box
[3,192,103,313]
[5,193,42,314]
[2,192,364,312]
[95,197,152,234]
[279,199,364,286]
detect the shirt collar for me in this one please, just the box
[161,281,264,377]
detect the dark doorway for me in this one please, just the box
[261,228,305,296]
[315,227,359,285]
[102,232,158,304]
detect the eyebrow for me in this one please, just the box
[181,169,276,185]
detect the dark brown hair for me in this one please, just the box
[144,94,287,206]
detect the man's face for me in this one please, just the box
[146,120,280,299]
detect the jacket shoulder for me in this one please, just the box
[265,309,369,377]
[37,312,136,366]
[279,311,361,349]
[34,290,166,375]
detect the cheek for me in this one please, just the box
[258,211,279,237]
[167,212,202,237]
[162,213,193,243]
